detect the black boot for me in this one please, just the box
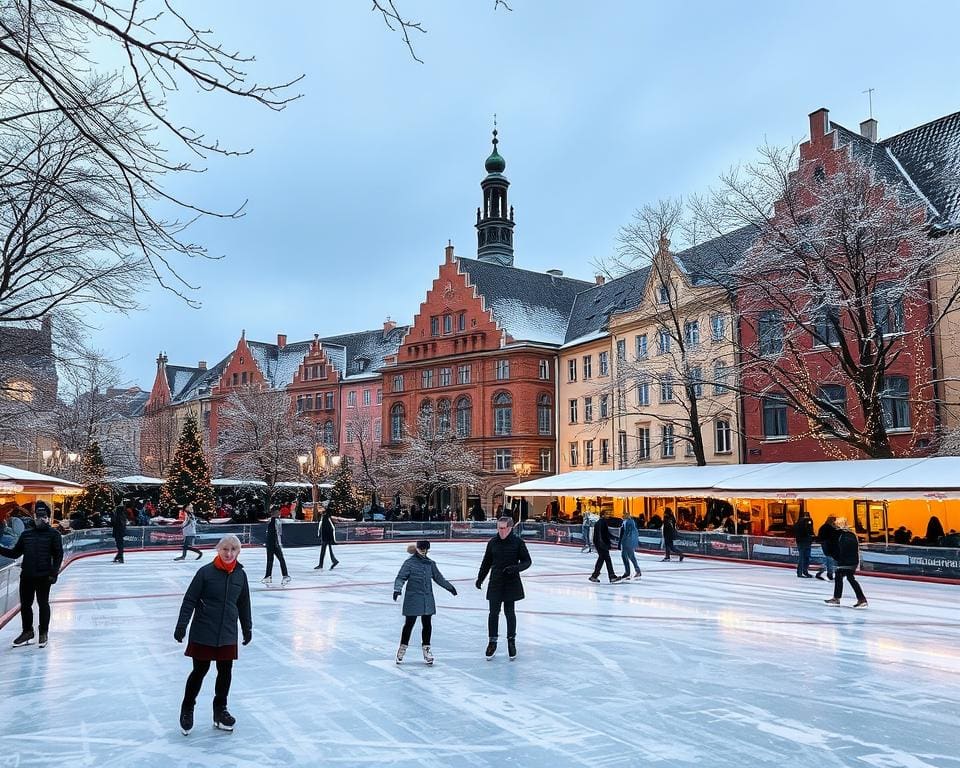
[507,637,517,660]
[213,705,235,731]
[485,640,497,659]
[179,703,194,735]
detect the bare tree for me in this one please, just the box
[140,403,180,478]
[344,406,384,501]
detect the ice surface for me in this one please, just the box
[2,543,958,768]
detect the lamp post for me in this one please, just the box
[297,447,341,520]
[42,449,79,479]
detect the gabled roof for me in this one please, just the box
[246,340,313,389]
[318,326,409,380]
[169,357,230,405]
[563,267,650,345]
[457,257,593,346]
[675,225,758,285]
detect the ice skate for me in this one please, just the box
[313,563,323,570]
[679,553,685,562]
[824,597,841,605]
[330,560,339,570]
[852,600,869,609]
[180,705,194,735]
[422,644,434,665]
[260,576,272,586]
[660,557,670,562]
[195,552,203,560]
[588,575,600,583]
[173,555,185,561]
[213,706,235,732]
[485,640,497,659]
[815,571,825,580]
[281,575,292,586]
[396,644,407,664]
[38,633,48,648]
[12,629,34,647]
[507,638,517,660]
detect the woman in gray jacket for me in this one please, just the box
[393,540,457,665]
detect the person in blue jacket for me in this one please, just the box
[393,540,457,665]
[619,511,642,579]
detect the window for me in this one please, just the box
[583,355,592,380]
[430,316,440,337]
[494,392,513,435]
[390,404,405,441]
[585,440,595,466]
[539,359,550,380]
[323,421,335,446]
[763,394,789,438]
[657,284,670,304]
[873,283,905,336]
[616,339,626,361]
[456,397,472,437]
[422,369,434,388]
[598,351,609,376]
[660,375,674,403]
[374,419,382,442]
[568,359,577,382]
[315,392,322,410]
[347,391,357,407]
[636,377,650,407]
[584,397,593,423]
[637,427,651,461]
[458,364,471,385]
[600,439,610,464]
[362,389,371,406]
[684,320,700,348]
[881,376,911,430]
[569,442,579,467]
[715,419,732,453]
[376,389,382,405]
[635,334,648,360]
[436,399,451,434]
[713,361,729,396]
[439,367,452,387]
[568,398,578,423]
[819,384,847,426]
[599,394,609,419]
[657,330,671,355]
[393,375,404,392]
[419,401,434,438]
[539,449,552,473]
[318,365,328,380]
[617,389,626,412]
[661,425,675,458]
[458,312,466,332]
[496,359,510,380]
[296,394,303,412]
[537,394,552,435]
[241,371,248,384]
[232,373,238,386]
[617,431,628,468]
[443,314,452,335]
[305,394,313,410]
[759,310,784,356]
[689,367,703,399]
[346,425,355,443]
[495,449,513,472]
[325,392,335,410]
[710,313,726,342]
[813,307,841,346]
[304,366,311,381]
[685,426,695,457]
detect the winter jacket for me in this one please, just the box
[318,514,336,544]
[266,517,283,548]
[477,534,532,603]
[619,517,639,550]
[175,561,252,647]
[0,521,64,578]
[662,516,678,543]
[112,511,127,538]
[794,517,814,547]
[593,516,613,550]
[394,550,455,616]
[834,530,861,569]
[818,524,840,559]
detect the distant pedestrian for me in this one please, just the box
[112,504,127,563]
[261,509,290,586]
[824,517,868,608]
[794,511,814,578]
[393,540,457,665]
[476,517,532,660]
[814,516,837,581]
[174,534,252,734]
[174,504,203,561]
[0,508,63,648]
[588,511,620,583]
[619,512,642,580]
[315,506,339,570]
[580,513,596,554]
[660,508,684,562]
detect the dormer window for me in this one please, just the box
[657,284,670,304]
[354,357,368,373]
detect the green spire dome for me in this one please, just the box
[485,129,506,174]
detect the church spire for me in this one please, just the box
[476,119,515,266]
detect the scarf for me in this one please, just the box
[213,555,237,574]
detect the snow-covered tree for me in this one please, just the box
[343,407,384,502]
[161,415,215,516]
[326,459,364,519]
[76,442,112,516]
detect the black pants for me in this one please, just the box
[591,548,616,579]
[19,575,52,633]
[663,538,682,558]
[400,614,433,645]
[264,545,288,578]
[183,658,233,710]
[114,534,124,562]
[487,599,517,640]
[318,543,338,567]
[833,568,866,601]
[181,535,202,558]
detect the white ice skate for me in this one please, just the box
[422,645,434,666]
[396,644,407,664]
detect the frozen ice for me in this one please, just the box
[1,543,958,767]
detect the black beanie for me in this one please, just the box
[416,540,430,552]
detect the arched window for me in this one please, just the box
[537,393,552,435]
[323,420,335,447]
[493,392,512,435]
[436,399,451,435]
[419,400,434,438]
[456,396,472,437]
[390,403,405,442]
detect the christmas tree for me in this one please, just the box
[76,442,112,516]
[160,414,215,516]
[327,459,363,519]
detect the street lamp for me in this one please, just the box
[42,449,79,477]
[512,461,532,479]
[297,448,341,519]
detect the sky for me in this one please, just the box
[84,0,960,389]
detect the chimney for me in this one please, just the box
[277,333,287,349]
[595,274,606,285]
[808,107,830,141]
[198,360,207,371]
[444,240,455,264]
[860,118,878,143]
[546,269,564,277]
[384,316,397,333]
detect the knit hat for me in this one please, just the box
[416,540,430,552]
[35,507,50,520]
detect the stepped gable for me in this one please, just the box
[245,339,312,389]
[319,325,409,379]
[457,257,592,346]
[563,267,650,345]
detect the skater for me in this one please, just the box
[580,512,596,553]
[794,511,814,578]
[392,540,457,665]
[815,516,838,580]
[174,504,203,561]
[824,518,868,608]
[0,507,63,648]
[315,505,339,570]
[112,503,127,563]
[619,511,642,579]
[588,510,620,583]
[660,508,684,562]
[261,509,290,586]
[174,534,252,735]
[476,517,532,660]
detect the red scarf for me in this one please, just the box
[213,555,237,574]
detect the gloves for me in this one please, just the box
[449,586,458,596]
[48,574,58,584]
[503,565,519,575]
[174,628,185,643]
[475,579,483,590]
[393,591,401,601]
[242,630,252,646]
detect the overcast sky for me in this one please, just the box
[86,1,960,389]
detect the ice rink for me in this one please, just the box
[1,541,958,768]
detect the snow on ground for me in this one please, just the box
[1,542,958,768]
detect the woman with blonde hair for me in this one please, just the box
[393,540,457,665]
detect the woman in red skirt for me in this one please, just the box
[174,533,252,734]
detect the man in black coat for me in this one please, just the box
[112,504,127,563]
[476,516,532,660]
[0,508,64,647]
[793,511,814,578]
[588,511,621,583]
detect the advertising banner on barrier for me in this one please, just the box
[702,534,749,559]
[748,537,797,564]
[861,545,960,579]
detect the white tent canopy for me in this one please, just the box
[504,457,960,501]
[0,462,83,495]
[106,475,164,486]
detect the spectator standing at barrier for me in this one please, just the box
[0,507,63,648]
[619,511,642,580]
[925,515,945,546]
[315,505,339,570]
[794,511,814,578]
[112,503,127,564]
[174,504,203,561]
[174,534,252,734]
[588,511,621,584]
[476,517,532,660]
[824,517,868,608]
[814,516,838,581]
[261,509,291,586]
[660,508,685,562]
[393,540,457,665]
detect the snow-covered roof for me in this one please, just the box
[107,475,164,486]
[0,462,82,490]
[564,267,649,344]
